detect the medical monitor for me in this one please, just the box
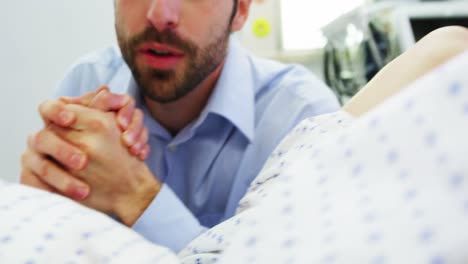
[393,2,468,51]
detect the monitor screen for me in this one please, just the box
[410,17,468,41]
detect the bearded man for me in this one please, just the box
[20,0,339,252]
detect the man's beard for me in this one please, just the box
[116,23,231,104]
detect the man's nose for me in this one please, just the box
[147,0,181,31]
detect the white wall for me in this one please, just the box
[0,1,116,181]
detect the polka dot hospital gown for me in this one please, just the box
[2,51,468,263]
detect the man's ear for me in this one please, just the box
[230,0,252,32]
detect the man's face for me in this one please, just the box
[115,0,238,103]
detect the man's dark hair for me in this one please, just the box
[229,0,239,25]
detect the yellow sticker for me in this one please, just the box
[253,18,271,38]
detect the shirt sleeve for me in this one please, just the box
[132,184,207,253]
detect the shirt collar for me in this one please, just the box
[200,37,255,141]
[115,37,255,142]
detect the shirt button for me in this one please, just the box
[168,145,177,152]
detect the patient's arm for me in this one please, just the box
[343,26,468,117]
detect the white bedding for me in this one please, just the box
[2,51,468,263]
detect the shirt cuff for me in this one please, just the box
[132,184,207,252]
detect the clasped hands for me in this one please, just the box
[20,86,160,226]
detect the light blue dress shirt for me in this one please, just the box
[55,38,340,252]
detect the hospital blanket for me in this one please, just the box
[2,50,468,263]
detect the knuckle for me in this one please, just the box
[63,180,77,195]
[20,151,30,166]
[131,109,144,127]
[132,141,143,151]
[140,146,150,158]
[135,108,143,119]
[98,85,110,92]
[104,113,117,128]
[97,89,111,103]
[81,138,99,155]
[88,118,107,131]
[19,169,39,187]
[127,96,136,107]
[37,100,49,113]
[140,127,149,142]
[121,97,135,112]
[39,99,61,115]
[79,91,94,105]
[121,97,135,116]
[36,159,50,180]
[19,169,30,184]
[26,133,34,145]
[130,145,140,155]
[31,131,45,149]
[54,145,74,164]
